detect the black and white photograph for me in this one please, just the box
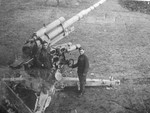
[0,0,150,113]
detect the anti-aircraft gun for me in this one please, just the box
[0,0,120,113]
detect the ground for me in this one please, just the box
[0,0,150,113]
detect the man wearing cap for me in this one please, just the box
[72,48,89,95]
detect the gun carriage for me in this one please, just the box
[1,0,120,113]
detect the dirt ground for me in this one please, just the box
[1,0,150,113]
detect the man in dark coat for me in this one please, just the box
[36,42,52,69]
[72,47,89,95]
[35,42,53,80]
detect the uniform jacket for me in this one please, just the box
[72,54,89,74]
[36,48,52,69]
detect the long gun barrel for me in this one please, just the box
[31,0,106,46]
[35,17,66,38]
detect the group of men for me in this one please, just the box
[22,38,90,96]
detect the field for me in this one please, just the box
[1,0,150,113]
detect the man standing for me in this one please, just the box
[72,47,89,95]
[36,42,52,69]
[36,41,53,80]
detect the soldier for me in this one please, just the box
[72,47,89,96]
[36,41,52,69]
[35,41,53,80]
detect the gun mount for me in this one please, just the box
[0,0,120,113]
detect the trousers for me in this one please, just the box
[78,73,87,93]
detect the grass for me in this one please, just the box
[119,0,150,14]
